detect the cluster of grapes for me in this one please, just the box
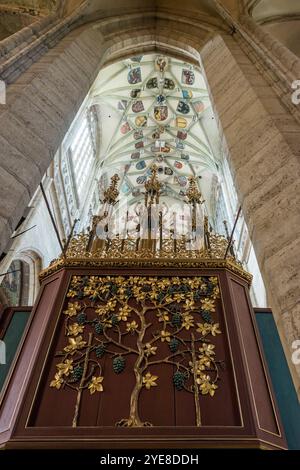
[169,338,179,353]
[72,364,84,382]
[95,322,103,334]
[171,313,182,327]
[201,310,212,323]
[96,344,105,358]
[111,314,119,326]
[113,355,126,374]
[77,312,86,325]
[173,370,187,391]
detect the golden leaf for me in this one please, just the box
[117,305,132,321]
[197,322,221,337]
[50,373,63,389]
[88,376,104,394]
[150,291,158,301]
[67,323,84,336]
[143,372,158,389]
[182,314,194,330]
[201,298,215,312]
[183,299,195,310]
[173,293,185,303]
[95,305,108,316]
[196,322,211,336]
[64,336,86,354]
[67,290,78,298]
[198,355,211,368]
[211,323,221,336]
[63,302,81,317]
[144,343,157,356]
[198,376,218,396]
[160,330,171,342]
[156,311,169,322]
[70,276,82,289]
[199,343,215,356]
[56,359,73,376]
[126,320,138,333]
[107,299,117,311]
[209,277,219,286]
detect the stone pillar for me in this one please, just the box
[0,27,106,255]
[200,34,300,396]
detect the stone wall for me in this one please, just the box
[200,33,300,395]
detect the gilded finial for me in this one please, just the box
[144,164,162,207]
[186,176,204,205]
[103,174,120,205]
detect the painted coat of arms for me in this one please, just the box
[154,105,168,121]
[177,101,190,114]
[132,101,144,113]
[128,67,142,84]
[181,69,195,85]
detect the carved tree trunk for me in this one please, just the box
[117,306,151,427]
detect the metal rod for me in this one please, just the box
[223,220,230,240]
[224,206,241,259]
[172,211,177,248]
[147,206,152,242]
[10,225,37,239]
[159,211,163,251]
[40,183,65,256]
[204,215,210,252]
[0,269,21,278]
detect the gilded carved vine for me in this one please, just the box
[50,275,223,427]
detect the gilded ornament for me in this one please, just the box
[143,372,158,389]
[50,373,64,389]
[88,376,104,394]
[144,343,157,357]
[56,359,74,376]
[63,302,82,317]
[50,274,224,427]
[64,336,87,354]
[67,323,84,336]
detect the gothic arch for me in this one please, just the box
[14,249,42,305]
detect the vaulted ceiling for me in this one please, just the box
[0,1,60,15]
[1,1,299,57]
[89,54,221,220]
[249,0,300,57]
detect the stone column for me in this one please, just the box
[0,27,106,255]
[200,33,300,396]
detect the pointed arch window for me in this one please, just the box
[69,112,96,202]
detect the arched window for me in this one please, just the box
[69,111,96,201]
[0,251,42,307]
[0,260,30,306]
